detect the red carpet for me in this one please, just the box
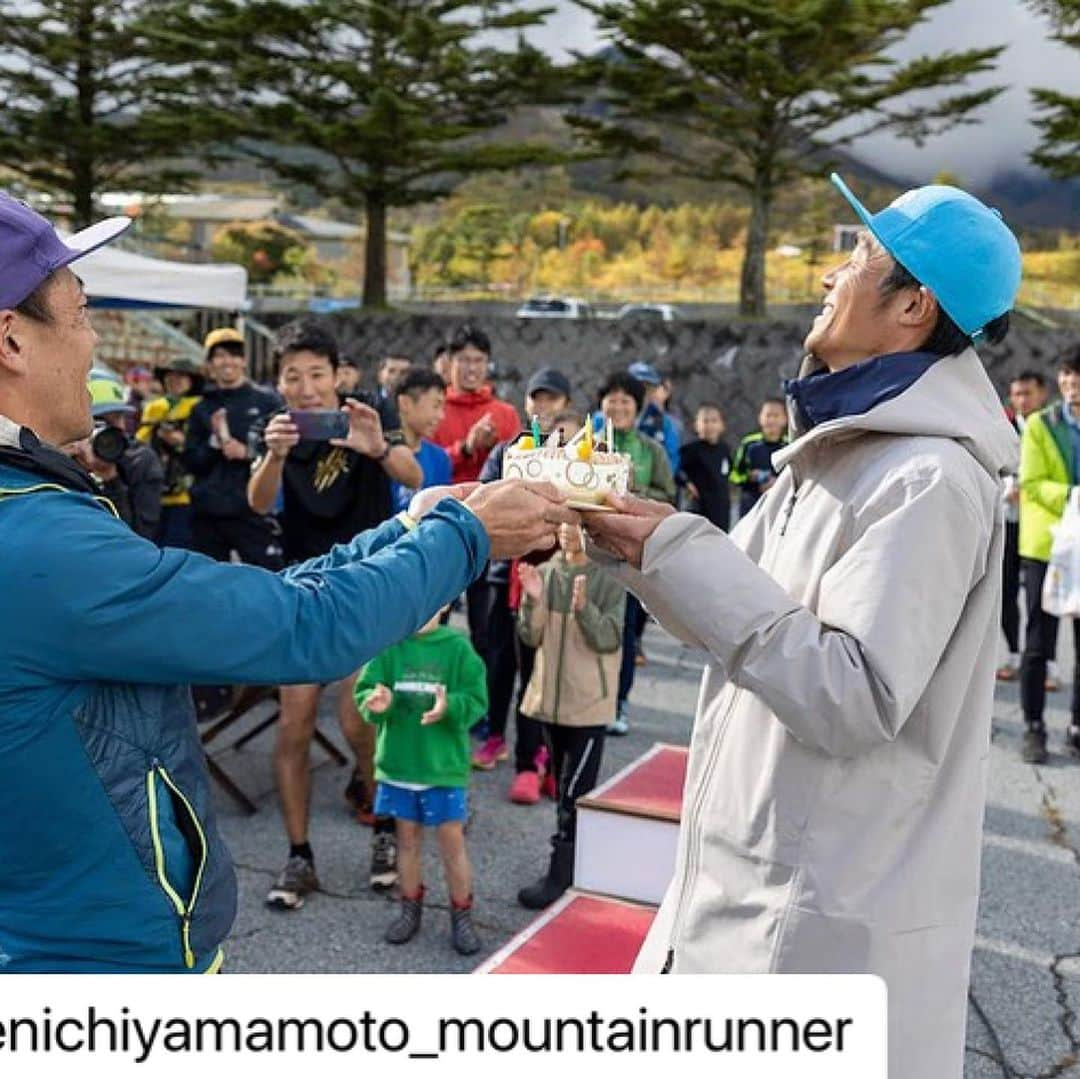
[583,744,688,822]
[487,894,656,974]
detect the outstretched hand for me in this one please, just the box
[580,494,676,569]
[464,480,580,559]
[405,479,580,559]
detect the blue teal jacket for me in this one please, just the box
[0,462,488,972]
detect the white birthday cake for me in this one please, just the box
[503,426,631,506]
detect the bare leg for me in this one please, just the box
[337,675,375,791]
[396,819,424,897]
[273,684,321,845]
[436,820,472,905]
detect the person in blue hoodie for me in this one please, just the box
[0,192,575,974]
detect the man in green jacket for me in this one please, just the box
[1018,345,1080,762]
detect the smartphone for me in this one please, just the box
[288,409,349,442]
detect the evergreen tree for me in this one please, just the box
[165,0,567,307]
[1029,0,1080,177]
[571,1,1005,316]
[0,0,200,227]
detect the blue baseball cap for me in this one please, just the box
[830,173,1022,339]
[0,192,131,310]
[627,361,662,385]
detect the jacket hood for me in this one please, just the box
[776,348,1017,481]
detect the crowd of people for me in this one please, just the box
[94,317,790,948]
[999,350,1080,764]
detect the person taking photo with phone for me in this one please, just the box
[248,319,422,908]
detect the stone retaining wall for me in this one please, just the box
[313,309,1078,441]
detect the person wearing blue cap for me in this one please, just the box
[628,361,682,475]
[0,191,577,973]
[583,175,1022,1078]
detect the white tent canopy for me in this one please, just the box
[62,236,248,310]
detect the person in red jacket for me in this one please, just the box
[432,324,522,690]
[433,325,520,485]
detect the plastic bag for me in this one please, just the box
[1042,497,1080,617]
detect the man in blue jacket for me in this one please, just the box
[0,193,574,973]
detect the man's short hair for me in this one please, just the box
[395,366,446,401]
[761,397,786,410]
[597,371,645,411]
[14,273,56,324]
[448,324,491,358]
[272,318,339,369]
[697,401,724,416]
[380,353,411,370]
[879,261,1010,356]
[1011,369,1047,388]
[1058,345,1080,377]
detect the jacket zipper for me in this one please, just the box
[146,762,210,969]
[551,571,571,725]
[663,479,800,972]
[0,482,119,518]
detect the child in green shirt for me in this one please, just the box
[354,609,488,955]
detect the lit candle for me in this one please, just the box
[531,415,542,445]
[578,420,593,460]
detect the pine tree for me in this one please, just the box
[163,0,568,307]
[1029,0,1080,177]
[571,0,1005,316]
[0,0,201,227]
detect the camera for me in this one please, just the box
[91,423,129,465]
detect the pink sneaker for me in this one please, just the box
[509,770,541,804]
[472,735,508,770]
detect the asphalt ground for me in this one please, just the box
[213,615,1080,1076]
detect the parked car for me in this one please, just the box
[515,296,595,320]
[616,303,680,322]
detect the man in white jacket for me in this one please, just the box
[584,174,1023,1079]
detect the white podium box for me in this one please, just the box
[573,743,688,906]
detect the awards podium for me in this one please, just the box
[477,743,688,975]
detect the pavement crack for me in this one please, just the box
[1035,772,1080,867]
[969,989,1019,1078]
[966,1044,1008,1076]
[1041,951,1080,1079]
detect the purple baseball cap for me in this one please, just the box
[0,191,131,310]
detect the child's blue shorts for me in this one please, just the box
[375,782,468,826]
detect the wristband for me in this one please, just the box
[374,441,392,463]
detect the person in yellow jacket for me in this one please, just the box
[137,356,205,547]
[1017,346,1080,763]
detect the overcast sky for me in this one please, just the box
[524,0,1080,185]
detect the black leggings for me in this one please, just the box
[545,724,606,844]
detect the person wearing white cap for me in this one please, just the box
[584,175,1023,1078]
